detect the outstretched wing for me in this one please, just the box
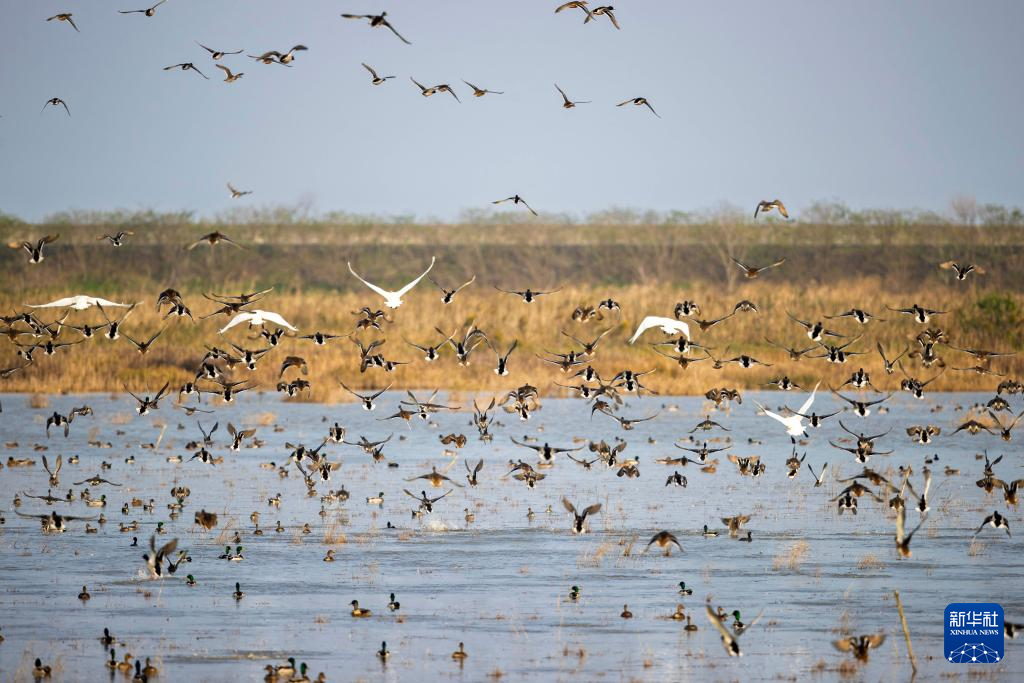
[394,257,436,298]
[348,262,396,298]
[797,381,821,416]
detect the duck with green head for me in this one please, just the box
[732,610,745,630]
[678,581,693,595]
[569,585,580,600]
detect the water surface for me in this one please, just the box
[0,391,1021,681]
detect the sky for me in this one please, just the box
[1,1,1023,222]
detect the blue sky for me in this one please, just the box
[2,1,1022,221]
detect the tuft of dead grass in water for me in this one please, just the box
[323,522,347,545]
[250,412,277,426]
[772,540,809,572]
[28,394,49,408]
[857,553,883,570]
[577,539,613,568]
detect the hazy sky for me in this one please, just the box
[2,1,1023,221]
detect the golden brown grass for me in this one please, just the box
[1,279,1020,398]
[772,540,810,571]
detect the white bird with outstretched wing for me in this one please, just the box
[219,310,298,334]
[347,257,435,309]
[753,382,821,438]
[26,295,134,311]
[627,316,690,344]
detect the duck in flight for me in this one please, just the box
[555,2,593,20]
[617,97,659,117]
[163,62,209,79]
[41,98,71,116]
[9,234,59,263]
[492,195,538,216]
[339,381,391,410]
[428,275,475,304]
[348,257,435,308]
[125,382,171,415]
[47,13,79,32]
[555,84,590,108]
[120,1,166,16]
[341,11,412,44]
[833,633,886,662]
[496,286,561,303]
[196,42,243,60]
[463,80,503,97]
[586,6,620,29]
[939,260,984,281]
[186,232,244,250]
[731,256,786,278]
[227,183,251,198]
[97,231,134,247]
[216,65,244,83]
[562,498,602,534]
[754,199,789,219]
[362,63,394,85]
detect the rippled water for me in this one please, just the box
[0,391,1022,682]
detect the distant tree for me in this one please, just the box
[979,203,1024,227]
[949,194,979,226]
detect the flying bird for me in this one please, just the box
[753,382,821,441]
[219,310,298,334]
[46,13,79,32]
[347,257,436,309]
[163,63,208,79]
[492,195,538,216]
[227,183,251,198]
[754,199,789,219]
[119,1,167,17]
[26,295,132,311]
[341,11,411,44]
[585,6,620,29]
[731,256,786,278]
[196,42,243,60]
[555,83,591,108]
[362,63,395,85]
[628,316,690,344]
[463,80,503,97]
[41,98,71,116]
[555,2,593,19]
[617,97,659,117]
[185,231,244,249]
[216,65,244,83]
[9,234,59,263]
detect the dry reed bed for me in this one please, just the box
[1,280,1020,397]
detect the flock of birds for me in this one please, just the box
[3,2,1022,681]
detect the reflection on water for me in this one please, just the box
[0,391,1021,681]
